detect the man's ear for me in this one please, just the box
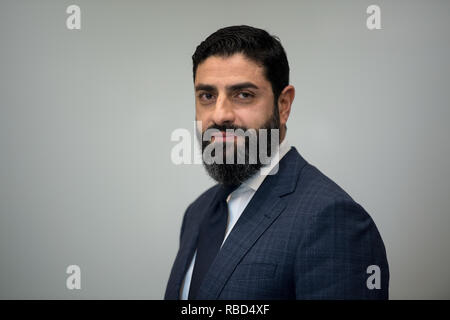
[277,85,295,129]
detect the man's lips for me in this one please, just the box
[211,131,237,142]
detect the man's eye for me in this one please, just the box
[237,92,254,99]
[199,93,214,100]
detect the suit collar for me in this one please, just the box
[240,137,292,193]
[272,146,308,196]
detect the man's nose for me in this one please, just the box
[212,95,235,126]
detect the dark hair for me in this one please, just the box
[192,25,290,105]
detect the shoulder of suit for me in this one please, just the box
[184,184,221,218]
[294,162,360,213]
[291,169,376,233]
[194,183,221,203]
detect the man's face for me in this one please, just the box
[195,53,276,142]
[194,53,280,185]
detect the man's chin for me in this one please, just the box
[202,162,262,186]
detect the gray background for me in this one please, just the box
[1,0,449,299]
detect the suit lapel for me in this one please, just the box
[196,147,307,299]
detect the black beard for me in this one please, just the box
[199,106,280,186]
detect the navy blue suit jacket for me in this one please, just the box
[165,147,389,299]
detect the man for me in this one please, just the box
[165,25,389,300]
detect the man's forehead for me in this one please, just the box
[195,53,267,87]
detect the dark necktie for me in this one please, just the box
[188,183,238,299]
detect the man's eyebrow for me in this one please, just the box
[194,82,259,92]
[195,84,217,92]
[226,82,259,91]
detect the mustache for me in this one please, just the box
[203,123,248,134]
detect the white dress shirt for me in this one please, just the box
[180,138,292,299]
